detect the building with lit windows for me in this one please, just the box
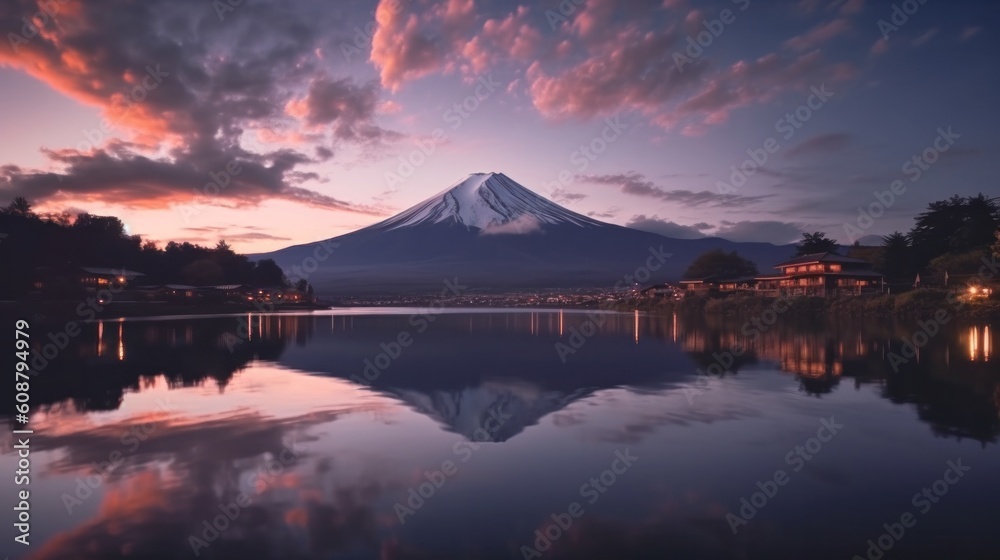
[755,252,884,297]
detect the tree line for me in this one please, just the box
[0,197,297,297]
[684,194,999,283]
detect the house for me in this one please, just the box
[33,266,145,295]
[755,252,884,297]
[679,275,757,293]
[640,283,679,298]
[79,267,145,290]
[203,284,255,302]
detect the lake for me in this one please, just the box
[2,309,998,559]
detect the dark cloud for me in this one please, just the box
[0,0,395,212]
[580,172,773,208]
[786,133,854,158]
[714,220,803,244]
[626,215,706,239]
[588,208,620,219]
[550,188,588,203]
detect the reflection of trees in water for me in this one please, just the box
[24,315,316,415]
[13,312,999,449]
[676,314,1000,444]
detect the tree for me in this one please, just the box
[994,229,1000,259]
[878,232,912,278]
[795,232,838,255]
[250,259,286,286]
[181,259,225,285]
[683,250,758,279]
[909,194,1000,268]
[3,196,33,217]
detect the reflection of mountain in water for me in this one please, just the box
[389,381,597,442]
[13,311,999,446]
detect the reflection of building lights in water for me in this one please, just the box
[672,313,677,343]
[985,326,991,361]
[117,322,124,361]
[559,310,564,337]
[97,320,104,357]
[970,327,978,361]
[634,310,639,344]
[247,314,252,342]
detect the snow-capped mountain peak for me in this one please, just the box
[371,172,603,231]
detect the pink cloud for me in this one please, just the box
[871,37,889,55]
[961,26,982,41]
[784,18,852,52]
[527,26,703,120]
[839,0,865,16]
[370,0,450,91]
[461,6,540,73]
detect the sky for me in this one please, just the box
[1,0,998,252]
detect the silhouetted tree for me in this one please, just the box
[0,209,292,297]
[909,194,999,269]
[3,196,33,217]
[993,229,1000,259]
[796,232,838,255]
[181,259,226,285]
[878,232,913,278]
[251,259,286,287]
[684,250,758,279]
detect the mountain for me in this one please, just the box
[255,172,793,294]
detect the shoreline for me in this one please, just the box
[1,290,997,322]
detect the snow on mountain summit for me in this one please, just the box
[370,172,604,231]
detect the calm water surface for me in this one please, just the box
[2,309,998,559]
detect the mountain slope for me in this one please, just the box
[255,172,793,294]
[370,172,605,231]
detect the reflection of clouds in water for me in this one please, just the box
[550,387,762,445]
[23,404,402,560]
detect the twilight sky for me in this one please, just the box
[1,0,998,251]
